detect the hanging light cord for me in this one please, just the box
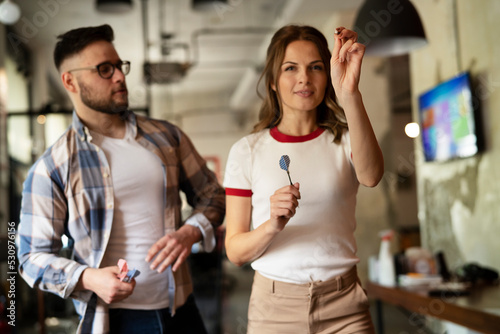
[451,0,462,73]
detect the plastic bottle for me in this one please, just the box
[378,229,396,287]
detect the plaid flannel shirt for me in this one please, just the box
[17,111,225,333]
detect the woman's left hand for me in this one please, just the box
[330,27,365,103]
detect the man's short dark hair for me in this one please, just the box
[53,24,114,71]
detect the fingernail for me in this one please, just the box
[334,29,340,35]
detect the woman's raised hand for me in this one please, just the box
[330,27,365,104]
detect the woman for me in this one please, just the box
[223,25,384,333]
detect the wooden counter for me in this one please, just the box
[366,281,500,334]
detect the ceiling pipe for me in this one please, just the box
[190,27,274,68]
[140,0,151,113]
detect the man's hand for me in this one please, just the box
[77,266,136,304]
[145,224,201,273]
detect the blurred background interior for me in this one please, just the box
[1,0,500,333]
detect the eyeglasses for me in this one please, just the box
[67,61,131,79]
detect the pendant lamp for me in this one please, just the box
[192,0,228,12]
[96,0,133,13]
[354,0,427,56]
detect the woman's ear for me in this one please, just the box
[271,77,278,92]
[61,72,78,93]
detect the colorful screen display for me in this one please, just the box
[418,72,478,162]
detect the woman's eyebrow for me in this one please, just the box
[282,60,323,65]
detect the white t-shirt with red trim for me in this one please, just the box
[224,127,360,284]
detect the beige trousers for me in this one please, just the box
[247,266,375,334]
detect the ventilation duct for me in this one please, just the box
[229,67,261,112]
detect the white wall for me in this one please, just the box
[411,0,500,272]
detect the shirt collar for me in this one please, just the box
[72,110,137,142]
[270,126,324,143]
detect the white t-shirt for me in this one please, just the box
[93,123,170,310]
[224,127,360,283]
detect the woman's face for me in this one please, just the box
[273,40,327,116]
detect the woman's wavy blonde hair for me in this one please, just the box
[253,25,348,143]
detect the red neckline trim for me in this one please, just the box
[270,127,325,143]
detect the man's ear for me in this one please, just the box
[61,72,78,93]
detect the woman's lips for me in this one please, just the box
[295,90,313,97]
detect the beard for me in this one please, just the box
[79,80,129,117]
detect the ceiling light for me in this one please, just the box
[96,0,133,13]
[354,0,427,56]
[405,122,420,138]
[0,0,21,25]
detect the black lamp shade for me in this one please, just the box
[96,0,133,13]
[354,0,427,56]
[192,0,228,12]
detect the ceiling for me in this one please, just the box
[10,0,363,114]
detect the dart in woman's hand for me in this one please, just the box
[279,155,293,185]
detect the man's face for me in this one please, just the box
[70,40,129,114]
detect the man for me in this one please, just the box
[17,24,225,334]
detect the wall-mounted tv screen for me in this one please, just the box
[418,72,479,162]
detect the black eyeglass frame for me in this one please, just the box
[67,60,131,79]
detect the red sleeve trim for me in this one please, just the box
[225,188,253,197]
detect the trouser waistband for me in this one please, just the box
[254,266,359,296]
